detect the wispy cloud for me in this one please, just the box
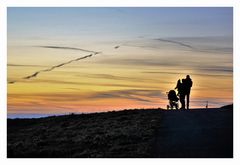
[89,89,164,103]
[77,73,167,84]
[142,71,232,77]
[7,64,46,67]
[8,89,164,104]
[16,78,161,89]
[99,58,232,76]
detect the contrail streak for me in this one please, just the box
[114,38,227,54]
[23,54,94,80]
[37,46,101,54]
[8,53,98,84]
[113,38,194,50]
[155,38,194,49]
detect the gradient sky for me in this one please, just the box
[7,7,233,116]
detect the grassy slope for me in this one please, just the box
[8,109,163,158]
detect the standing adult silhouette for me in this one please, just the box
[175,79,185,109]
[185,75,193,110]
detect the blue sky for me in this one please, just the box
[8,7,233,41]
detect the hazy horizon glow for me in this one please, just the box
[8,7,233,116]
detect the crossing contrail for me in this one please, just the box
[8,37,227,84]
[8,45,103,84]
[10,39,193,83]
[8,52,99,84]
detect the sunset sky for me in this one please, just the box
[7,7,233,117]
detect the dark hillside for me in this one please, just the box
[8,106,233,158]
[8,109,163,158]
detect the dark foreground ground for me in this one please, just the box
[153,107,233,158]
[7,105,233,158]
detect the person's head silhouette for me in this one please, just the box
[182,78,186,84]
[186,75,190,79]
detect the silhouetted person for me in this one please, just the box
[175,79,181,95]
[181,79,187,109]
[185,75,193,110]
[175,79,185,109]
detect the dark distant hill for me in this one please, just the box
[8,109,163,158]
[7,106,233,158]
[221,104,233,110]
